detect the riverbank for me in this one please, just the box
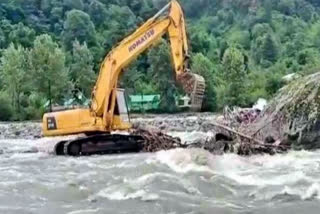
[0,113,218,140]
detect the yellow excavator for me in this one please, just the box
[42,0,205,156]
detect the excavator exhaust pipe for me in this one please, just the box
[177,72,205,111]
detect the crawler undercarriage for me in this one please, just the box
[54,134,144,156]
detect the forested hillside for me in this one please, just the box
[1,0,320,120]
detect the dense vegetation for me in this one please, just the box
[1,0,320,120]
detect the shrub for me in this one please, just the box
[0,92,13,121]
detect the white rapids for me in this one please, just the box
[0,132,320,214]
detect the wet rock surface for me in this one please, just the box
[131,113,217,132]
[0,113,296,156]
[0,122,42,140]
[0,113,217,140]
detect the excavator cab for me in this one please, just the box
[114,89,130,123]
[43,88,131,137]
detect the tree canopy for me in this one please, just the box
[1,0,320,120]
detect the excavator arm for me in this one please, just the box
[42,0,206,155]
[91,0,205,128]
[43,0,205,138]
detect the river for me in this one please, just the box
[0,131,320,214]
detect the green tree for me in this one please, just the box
[120,61,151,95]
[101,5,137,48]
[307,0,320,7]
[63,0,84,11]
[147,40,177,112]
[221,47,247,107]
[0,92,13,121]
[8,22,36,47]
[297,48,320,66]
[0,44,27,113]
[1,0,320,116]
[266,72,285,96]
[245,69,268,105]
[62,10,96,49]
[2,3,24,23]
[313,23,320,50]
[252,33,279,66]
[296,1,315,21]
[191,53,217,111]
[70,40,95,97]
[252,23,273,39]
[180,0,216,17]
[88,0,108,27]
[261,34,279,64]
[278,0,296,15]
[190,28,214,54]
[227,28,251,49]
[262,0,273,23]
[29,34,70,103]
[0,27,6,49]
[0,19,13,49]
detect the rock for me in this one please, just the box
[29,147,39,153]
[131,113,217,132]
[187,142,204,149]
[264,136,275,144]
[159,123,167,130]
[33,135,42,139]
[201,121,216,132]
[202,137,235,155]
[0,122,42,139]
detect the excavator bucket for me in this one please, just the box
[177,72,205,111]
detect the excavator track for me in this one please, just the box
[54,134,144,156]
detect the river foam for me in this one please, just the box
[1,137,320,213]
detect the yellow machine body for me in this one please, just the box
[43,0,205,137]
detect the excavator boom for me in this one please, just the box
[42,0,206,156]
[91,0,204,124]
